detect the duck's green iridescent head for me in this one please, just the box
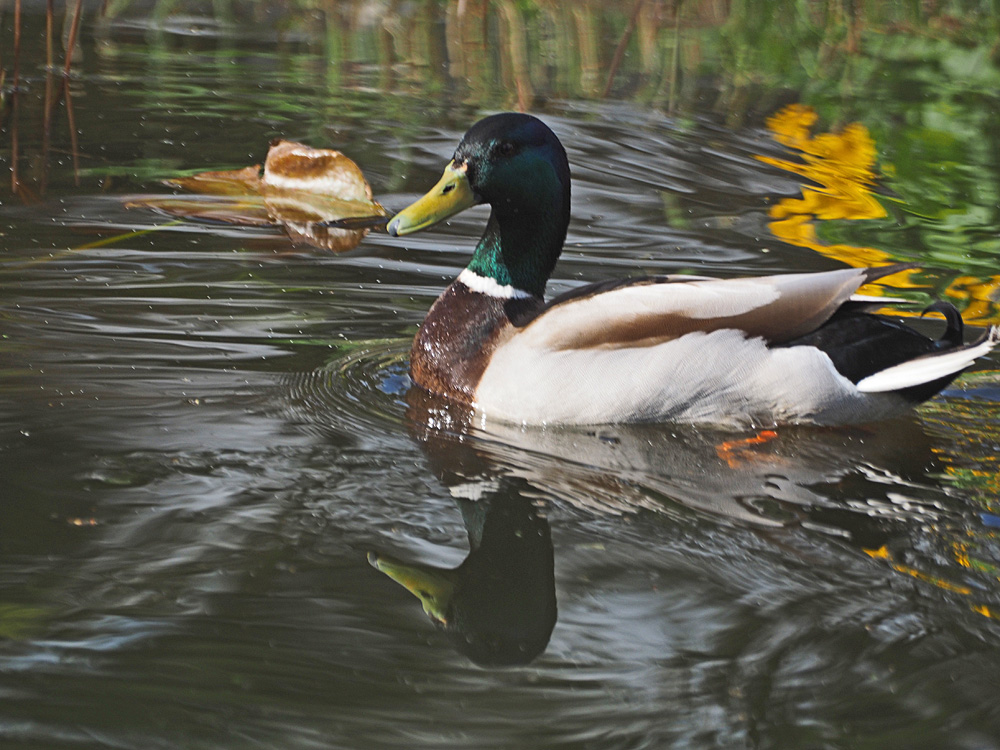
[387,113,571,297]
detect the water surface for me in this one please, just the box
[2,6,1000,749]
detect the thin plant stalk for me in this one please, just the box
[63,0,85,79]
[602,0,645,98]
[42,65,55,192]
[13,0,21,83]
[63,78,80,186]
[46,0,55,70]
[668,0,681,115]
[11,0,22,192]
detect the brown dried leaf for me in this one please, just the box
[165,165,263,196]
[134,141,386,251]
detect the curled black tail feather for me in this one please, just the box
[922,300,964,348]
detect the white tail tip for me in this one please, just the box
[856,325,999,393]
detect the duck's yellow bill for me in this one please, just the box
[386,161,477,236]
[368,551,456,625]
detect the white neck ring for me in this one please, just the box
[458,268,535,300]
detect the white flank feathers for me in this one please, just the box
[473,324,1000,427]
[458,268,535,300]
[856,325,1000,393]
[475,329,897,427]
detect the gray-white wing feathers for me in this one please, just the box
[519,267,903,351]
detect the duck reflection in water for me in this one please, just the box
[369,476,556,667]
[362,381,970,666]
[370,395,557,666]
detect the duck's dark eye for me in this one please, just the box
[497,141,516,157]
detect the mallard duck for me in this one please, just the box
[387,113,999,427]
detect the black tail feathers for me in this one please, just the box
[922,300,964,348]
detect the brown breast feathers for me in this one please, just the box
[410,281,542,403]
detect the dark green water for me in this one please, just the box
[2,5,1000,749]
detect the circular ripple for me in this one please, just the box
[279,338,413,439]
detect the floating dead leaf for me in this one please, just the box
[129,195,275,227]
[130,140,387,252]
[167,164,263,196]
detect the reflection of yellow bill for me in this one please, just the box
[757,104,999,324]
[368,551,455,626]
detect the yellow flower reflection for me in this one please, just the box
[763,110,1000,606]
[863,545,973,596]
[756,104,905,278]
[941,275,1000,325]
[758,104,1000,324]
[864,544,997,619]
[762,105,886,223]
[910,391,1000,614]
